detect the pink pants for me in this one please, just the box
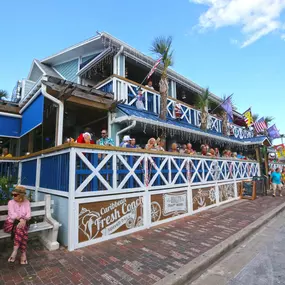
[3,220,29,253]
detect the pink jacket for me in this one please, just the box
[7,199,31,223]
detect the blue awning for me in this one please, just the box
[0,114,21,137]
[116,104,270,146]
[21,94,44,137]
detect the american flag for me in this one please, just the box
[254,117,267,133]
[147,56,163,80]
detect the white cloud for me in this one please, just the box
[190,0,285,47]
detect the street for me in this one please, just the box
[190,210,285,285]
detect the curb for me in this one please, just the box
[154,201,285,285]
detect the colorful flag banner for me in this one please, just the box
[221,95,233,120]
[243,108,253,127]
[147,56,163,80]
[253,117,267,134]
[268,124,280,139]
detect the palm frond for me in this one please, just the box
[150,36,174,69]
[264,116,274,125]
[0,89,8,99]
[252,113,259,122]
[195,88,210,110]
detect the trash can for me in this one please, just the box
[252,176,267,196]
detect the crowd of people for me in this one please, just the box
[69,128,249,159]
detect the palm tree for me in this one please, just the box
[195,88,210,131]
[0,90,8,100]
[264,116,274,125]
[252,113,259,122]
[150,36,174,121]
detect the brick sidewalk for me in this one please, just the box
[1,196,284,285]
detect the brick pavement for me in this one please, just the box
[0,196,284,285]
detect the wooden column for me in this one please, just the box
[28,131,34,153]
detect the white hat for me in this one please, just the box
[123,135,131,142]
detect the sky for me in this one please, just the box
[0,0,284,143]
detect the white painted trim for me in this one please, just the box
[41,35,101,63]
[51,67,66,80]
[0,112,21,118]
[116,120,136,146]
[20,122,42,138]
[41,85,64,146]
[68,148,76,251]
[77,47,112,76]
[20,89,41,114]
[38,188,69,198]
[35,157,41,201]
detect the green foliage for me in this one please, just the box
[195,88,210,110]
[0,177,12,205]
[264,116,274,125]
[0,90,8,99]
[150,36,174,78]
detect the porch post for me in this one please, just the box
[68,148,76,251]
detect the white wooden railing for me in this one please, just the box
[96,75,254,138]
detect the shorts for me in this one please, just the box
[272,183,282,191]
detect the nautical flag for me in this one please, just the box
[243,108,253,127]
[268,124,280,139]
[253,117,267,133]
[147,56,163,80]
[221,95,233,120]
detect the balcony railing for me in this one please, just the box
[96,75,253,138]
[0,144,260,250]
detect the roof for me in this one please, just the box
[39,31,243,117]
[116,104,269,146]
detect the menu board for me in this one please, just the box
[241,180,256,200]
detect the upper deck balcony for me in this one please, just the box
[96,75,254,140]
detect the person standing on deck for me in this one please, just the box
[1,148,12,158]
[145,80,154,90]
[97,129,114,146]
[271,168,282,197]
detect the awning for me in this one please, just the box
[115,104,271,146]
[20,94,44,137]
[0,113,21,138]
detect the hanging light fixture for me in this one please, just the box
[182,91,186,100]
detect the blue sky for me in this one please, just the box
[1,0,284,142]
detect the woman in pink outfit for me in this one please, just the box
[3,185,31,264]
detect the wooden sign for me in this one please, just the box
[192,186,216,211]
[151,191,188,223]
[240,180,256,200]
[78,196,144,243]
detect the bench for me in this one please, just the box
[0,195,60,251]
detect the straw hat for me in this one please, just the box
[12,185,26,195]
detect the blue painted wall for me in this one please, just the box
[54,59,78,82]
[0,115,21,137]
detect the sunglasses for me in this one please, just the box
[12,193,19,197]
[101,133,106,135]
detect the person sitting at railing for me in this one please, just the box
[3,186,31,264]
[145,138,157,151]
[126,138,138,149]
[201,145,208,156]
[76,127,95,144]
[97,129,114,146]
[156,138,165,151]
[185,143,196,155]
[237,152,245,159]
[209,148,215,156]
[215,148,220,157]
[120,135,131,147]
[145,79,154,90]
[169,143,179,153]
[232,152,237,159]
[179,144,187,154]
[1,147,12,158]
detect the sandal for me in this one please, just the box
[20,259,28,265]
[8,256,16,263]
